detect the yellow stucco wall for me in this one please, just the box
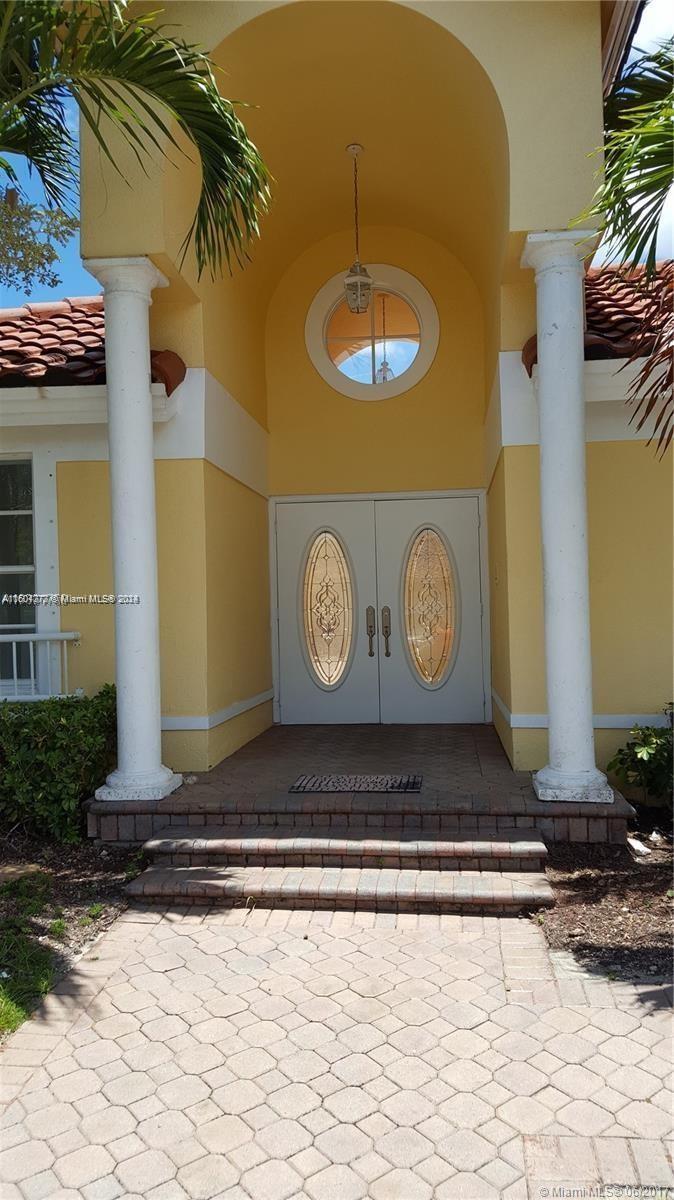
[79,1,602,423]
[489,442,673,770]
[493,700,515,766]
[507,728,643,775]
[500,278,537,353]
[208,702,273,770]
[81,0,601,268]
[501,447,546,714]
[588,442,672,713]
[57,461,114,698]
[57,459,208,711]
[57,458,272,772]
[267,228,485,495]
[71,3,670,780]
[204,461,272,715]
[486,453,512,712]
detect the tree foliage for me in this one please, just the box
[0,0,271,277]
[0,190,78,291]
[583,39,673,454]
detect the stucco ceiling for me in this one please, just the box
[196,1,509,300]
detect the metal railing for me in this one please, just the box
[0,632,81,700]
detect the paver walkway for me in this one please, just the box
[1,907,672,1200]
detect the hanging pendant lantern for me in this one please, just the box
[344,144,372,314]
[375,357,394,383]
[375,292,395,382]
[344,260,372,315]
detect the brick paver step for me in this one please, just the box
[89,790,633,821]
[125,864,555,910]
[144,824,548,871]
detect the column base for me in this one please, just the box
[95,764,183,802]
[533,764,614,804]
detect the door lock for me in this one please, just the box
[381,606,391,657]
[366,605,376,657]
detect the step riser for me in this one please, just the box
[127,895,540,914]
[126,863,554,912]
[89,810,627,844]
[154,851,547,871]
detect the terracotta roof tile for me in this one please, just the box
[523,262,673,375]
[0,295,186,395]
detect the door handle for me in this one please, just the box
[381,606,391,657]
[366,605,376,657]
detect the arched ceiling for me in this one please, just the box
[200,0,509,303]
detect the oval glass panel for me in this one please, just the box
[303,532,353,687]
[404,528,456,685]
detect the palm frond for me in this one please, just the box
[605,40,673,132]
[575,40,673,456]
[0,0,271,275]
[624,266,673,455]
[580,38,673,277]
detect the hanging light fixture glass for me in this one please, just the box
[375,292,395,382]
[343,144,372,314]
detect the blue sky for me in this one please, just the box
[0,96,96,308]
[338,338,418,384]
[0,0,671,309]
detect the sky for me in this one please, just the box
[0,0,672,310]
[0,97,96,308]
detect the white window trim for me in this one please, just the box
[305,264,440,402]
[0,450,63,696]
[0,454,36,640]
[0,449,60,638]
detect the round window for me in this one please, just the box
[326,290,420,386]
[305,265,439,402]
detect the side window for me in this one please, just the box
[0,460,35,683]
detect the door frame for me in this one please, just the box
[268,489,492,726]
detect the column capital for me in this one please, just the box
[84,255,168,300]
[521,230,597,275]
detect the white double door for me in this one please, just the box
[276,496,485,724]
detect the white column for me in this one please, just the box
[85,256,182,801]
[521,232,612,803]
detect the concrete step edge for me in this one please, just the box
[126,865,554,908]
[144,825,548,859]
[88,792,633,819]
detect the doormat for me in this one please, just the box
[289,774,423,793]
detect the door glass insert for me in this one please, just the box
[303,531,353,686]
[404,528,456,685]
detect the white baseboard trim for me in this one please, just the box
[162,689,274,732]
[491,690,668,730]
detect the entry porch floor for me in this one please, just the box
[184,724,532,805]
[88,724,632,849]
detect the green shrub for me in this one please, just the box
[0,685,116,842]
[607,704,673,807]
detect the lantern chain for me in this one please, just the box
[353,152,360,262]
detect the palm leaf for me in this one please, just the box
[624,266,673,455]
[0,0,271,275]
[581,38,673,277]
[576,39,673,455]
